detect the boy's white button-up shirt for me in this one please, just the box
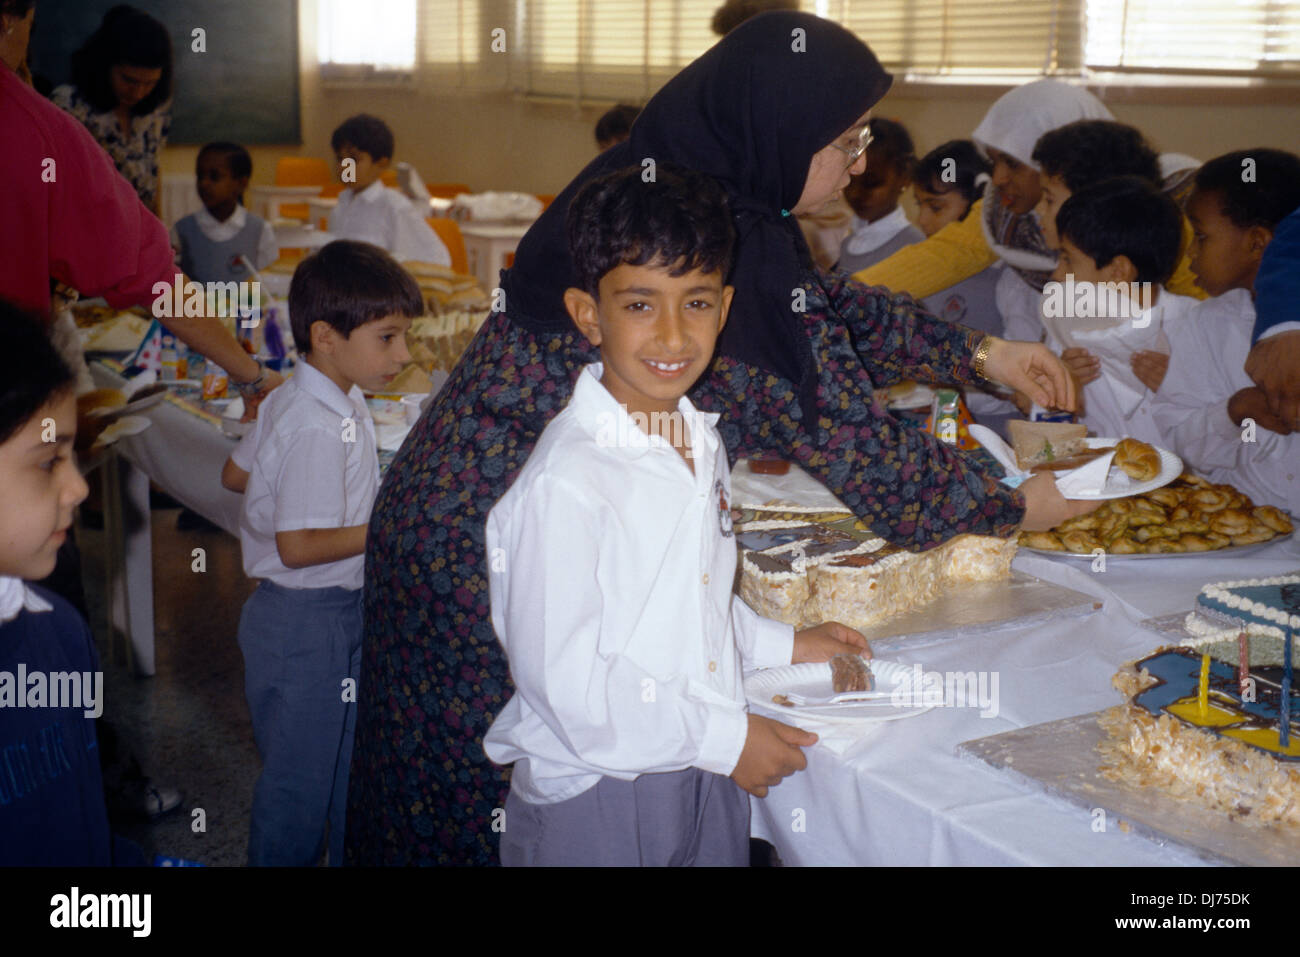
[230,360,379,590]
[1151,288,1299,513]
[483,364,794,805]
[328,180,450,266]
[1040,288,1199,445]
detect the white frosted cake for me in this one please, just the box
[734,505,1017,630]
[1184,574,1300,641]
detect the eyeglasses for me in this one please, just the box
[829,124,873,168]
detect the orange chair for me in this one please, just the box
[275,156,332,187]
[427,217,468,275]
[274,156,334,221]
[427,182,471,200]
[536,194,555,211]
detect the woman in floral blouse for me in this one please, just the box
[346,12,1088,866]
[51,5,172,216]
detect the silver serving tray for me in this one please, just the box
[1022,528,1293,562]
[958,711,1300,866]
[854,571,1100,652]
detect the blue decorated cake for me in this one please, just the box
[1190,574,1300,636]
[1100,575,1299,826]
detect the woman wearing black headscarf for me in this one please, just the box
[347,11,1082,866]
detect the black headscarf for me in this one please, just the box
[499,11,892,386]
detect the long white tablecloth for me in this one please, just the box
[733,461,1300,866]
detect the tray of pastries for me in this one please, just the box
[1019,473,1293,558]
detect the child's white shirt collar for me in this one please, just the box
[568,362,720,464]
[0,576,54,625]
[843,206,912,256]
[351,180,388,203]
[193,204,249,244]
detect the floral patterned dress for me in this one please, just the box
[50,85,170,211]
[345,270,1024,866]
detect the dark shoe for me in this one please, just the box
[111,777,185,822]
[142,781,185,821]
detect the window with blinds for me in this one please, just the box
[520,1,719,100]
[1084,0,1300,77]
[824,0,1084,78]
[318,1,1300,90]
[421,0,482,68]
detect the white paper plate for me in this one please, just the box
[93,415,151,446]
[89,389,167,421]
[1058,437,1181,500]
[745,659,935,723]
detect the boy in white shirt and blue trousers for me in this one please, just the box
[221,240,423,866]
[483,166,869,866]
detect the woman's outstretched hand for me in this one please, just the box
[1018,472,1101,531]
[982,337,1078,413]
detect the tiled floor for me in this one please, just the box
[80,508,259,867]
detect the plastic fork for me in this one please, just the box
[772,689,894,707]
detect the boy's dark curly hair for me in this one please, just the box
[288,241,425,354]
[1056,175,1183,285]
[330,114,396,163]
[1032,120,1160,193]
[1193,148,1300,231]
[566,165,736,297]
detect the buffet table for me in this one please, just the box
[734,464,1300,866]
[86,378,1298,864]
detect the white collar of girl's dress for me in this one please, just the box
[843,206,913,256]
[0,576,54,625]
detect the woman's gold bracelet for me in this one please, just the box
[973,336,992,381]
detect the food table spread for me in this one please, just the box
[731,462,1300,866]
[84,349,1297,863]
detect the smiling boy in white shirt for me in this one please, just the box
[220,240,423,866]
[483,166,869,867]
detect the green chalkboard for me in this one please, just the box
[29,0,300,144]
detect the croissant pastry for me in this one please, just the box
[1253,505,1293,533]
[1113,438,1161,482]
